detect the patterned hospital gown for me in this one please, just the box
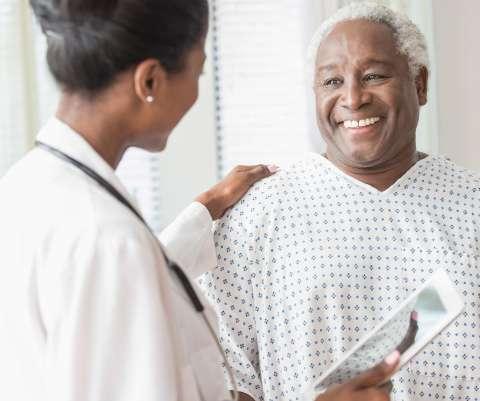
[199,153,480,401]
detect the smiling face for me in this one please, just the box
[314,19,427,169]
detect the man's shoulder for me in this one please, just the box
[425,156,480,212]
[229,153,326,210]
[430,155,480,192]
[215,154,326,232]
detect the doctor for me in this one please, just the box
[0,1,399,400]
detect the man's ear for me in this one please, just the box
[133,59,168,105]
[415,66,428,106]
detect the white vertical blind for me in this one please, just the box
[404,0,438,154]
[212,0,319,177]
[116,149,164,233]
[0,0,33,176]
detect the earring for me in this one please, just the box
[146,95,154,103]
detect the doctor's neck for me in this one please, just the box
[56,87,134,169]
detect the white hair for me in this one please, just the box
[307,2,429,80]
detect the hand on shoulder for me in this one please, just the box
[195,164,279,220]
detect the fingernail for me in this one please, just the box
[385,350,400,366]
[267,165,280,173]
[411,310,418,321]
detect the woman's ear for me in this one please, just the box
[415,66,428,106]
[133,59,168,105]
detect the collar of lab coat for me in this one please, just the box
[36,117,143,218]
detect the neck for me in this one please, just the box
[326,143,424,191]
[56,93,131,169]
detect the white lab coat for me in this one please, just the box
[0,118,229,401]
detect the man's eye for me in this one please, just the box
[364,73,385,81]
[322,78,342,87]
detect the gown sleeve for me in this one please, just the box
[197,197,265,401]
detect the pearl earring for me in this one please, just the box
[146,95,154,103]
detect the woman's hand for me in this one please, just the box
[195,164,279,220]
[315,351,400,401]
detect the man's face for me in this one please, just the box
[314,20,427,168]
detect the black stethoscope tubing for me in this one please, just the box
[36,140,205,313]
[36,140,240,401]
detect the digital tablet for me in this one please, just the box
[304,268,465,400]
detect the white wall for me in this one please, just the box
[156,32,218,227]
[433,0,480,171]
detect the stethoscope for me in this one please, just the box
[36,141,239,401]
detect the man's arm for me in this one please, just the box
[199,197,266,401]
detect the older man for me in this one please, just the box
[200,3,480,401]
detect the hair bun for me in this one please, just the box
[29,0,60,33]
[30,0,118,33]
[29,0,209,94]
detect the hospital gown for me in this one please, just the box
[199,153,480,401]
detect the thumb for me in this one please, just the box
[350,350,400,389]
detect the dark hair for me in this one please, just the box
[29,0,209,94]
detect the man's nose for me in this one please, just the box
[340,80,371,111]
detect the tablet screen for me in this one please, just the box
[315,284,447,391]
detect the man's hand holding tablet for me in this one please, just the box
[305,269,464,401]
[315,351,400,401]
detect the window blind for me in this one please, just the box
[0,0,31,176]
[116,149,164,233]
[212,0,321,177]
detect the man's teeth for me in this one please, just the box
[343,117,380,128]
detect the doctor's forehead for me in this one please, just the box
[315,20,403,70]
